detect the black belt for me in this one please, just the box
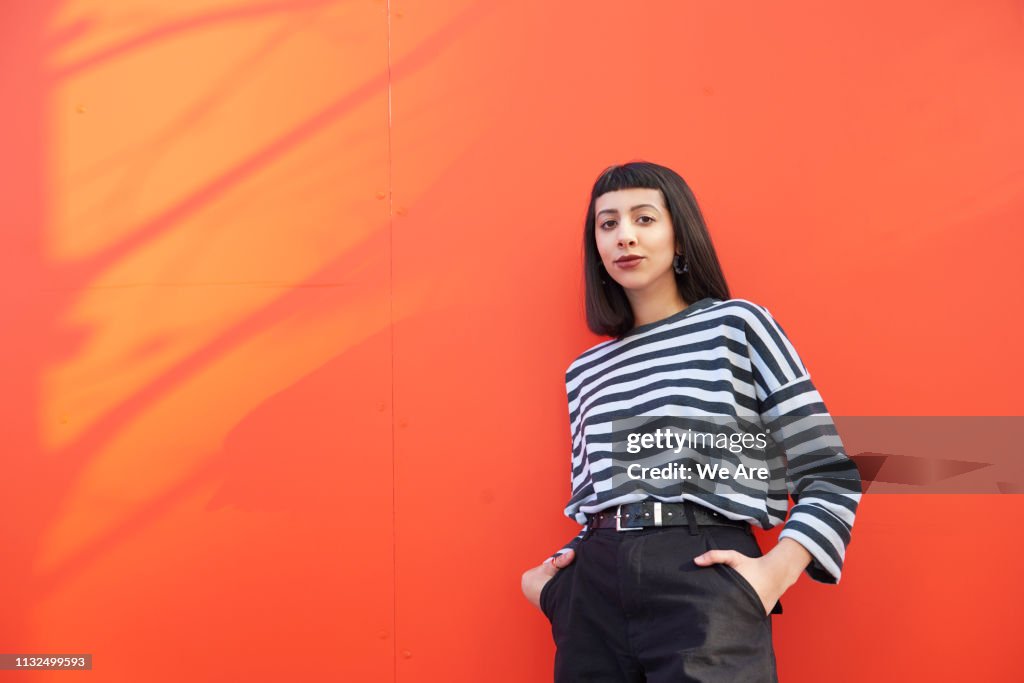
[586,500,750,533]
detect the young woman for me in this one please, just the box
[521,162,862,682]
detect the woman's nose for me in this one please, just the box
[616,223,637,246]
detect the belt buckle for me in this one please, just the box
[652,501,663,526]
[615,503,644,531]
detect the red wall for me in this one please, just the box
[2,0,1022,681]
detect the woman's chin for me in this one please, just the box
[614,275,653,292]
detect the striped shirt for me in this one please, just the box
[547,297,862,584]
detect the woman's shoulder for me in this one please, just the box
[709,297,782,327]
[711,296,770,315]
[564,338,617,380]
[714,298,803,355]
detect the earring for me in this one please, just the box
[673,253,689,274]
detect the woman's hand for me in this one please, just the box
[521,549,576,609]
[693,550,789,616]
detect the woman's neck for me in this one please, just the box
[628,294,690,329]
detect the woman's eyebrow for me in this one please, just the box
[596,204,660,217]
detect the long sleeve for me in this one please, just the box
[545,359,592,563]
[745,304,863,584]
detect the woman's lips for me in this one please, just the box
[615,257,644,270]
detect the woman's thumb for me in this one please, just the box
[554,549,575,567]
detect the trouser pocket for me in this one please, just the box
[539,563,572,621]
[703,526,783,617]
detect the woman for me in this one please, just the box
[521,161,862,682]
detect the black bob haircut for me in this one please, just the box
[583,161,732,339]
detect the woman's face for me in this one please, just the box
[594,187,680,292]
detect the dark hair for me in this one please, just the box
[583,161,731,338]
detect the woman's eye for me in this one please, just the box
[600,216,653,229]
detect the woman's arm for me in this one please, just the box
[762,536,813,588]
[746,303,863,584]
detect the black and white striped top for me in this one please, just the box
[547,297,862,584]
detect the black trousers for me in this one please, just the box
[539,523,780,683]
